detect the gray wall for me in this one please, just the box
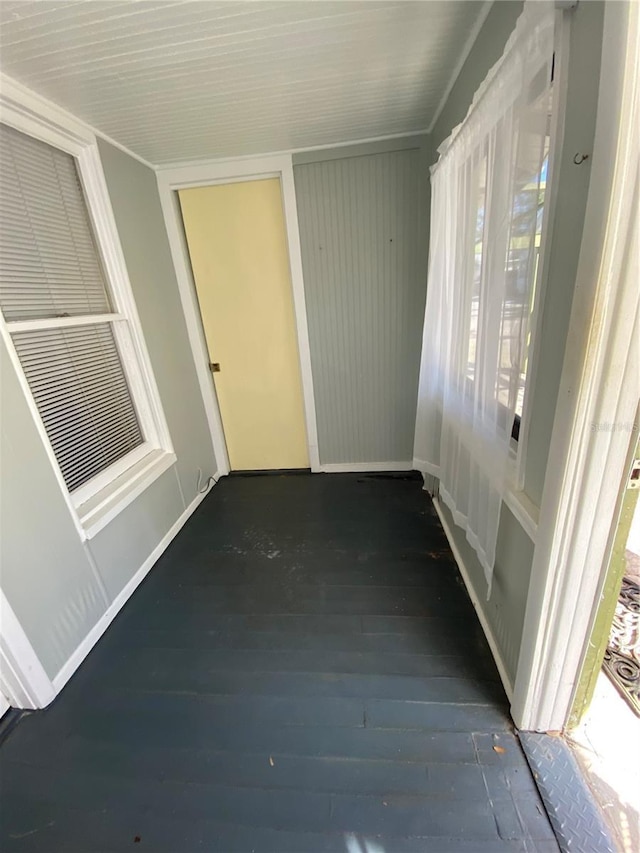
[1,340,108,677]
[294,138,429,465]
[0,140,216,680]
[440,501,534,681]
[427,1,605,686]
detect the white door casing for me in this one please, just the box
[157,156,320,475]
[512,0,640,732]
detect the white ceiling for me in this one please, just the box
[0,1,488,165]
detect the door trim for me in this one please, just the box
[157,156,320,474]
[512,0,640,732]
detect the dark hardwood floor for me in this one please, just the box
[0,472,558,851]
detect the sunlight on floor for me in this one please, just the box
[345,834,386,853]
[570,671,640,852]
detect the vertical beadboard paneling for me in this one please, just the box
[294,148,427,466]
[0,2,488,163]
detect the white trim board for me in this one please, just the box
[154,131,430,172]
[318,462,414,474]
[52,485,213,693]
[157,154,321,475]
[412,458,438,476]
[433,498,515,702]
[501,489,538,545]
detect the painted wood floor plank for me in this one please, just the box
[107,624,488,655]
[93,645,501,682]
[0,473,557,852]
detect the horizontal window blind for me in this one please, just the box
[1,123,147,498]
[12,325,143,492]
[0,124,112,321]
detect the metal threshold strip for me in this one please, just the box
[519,732,617,853]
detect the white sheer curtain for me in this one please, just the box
[414,1,555,593]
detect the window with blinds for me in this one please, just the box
[0,123,146,496]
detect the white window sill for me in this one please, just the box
[503,486,539,543]
[76,449,177,540]
[503,451,539,543]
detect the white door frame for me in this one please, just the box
[512,0,640,732]
[157,156,320,474]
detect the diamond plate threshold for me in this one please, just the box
[519,732,617,852]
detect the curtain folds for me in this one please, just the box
[414,1,555,593]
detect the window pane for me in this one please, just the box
[12,324,144,492]
[501,89,552,419]
[467,151,488,389]
[0,124,112,321]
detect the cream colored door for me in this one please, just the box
[178,179,309,471]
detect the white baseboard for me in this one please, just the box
[412,457,440,477]
[0,694,10,719]
[318,461,414,473]
[433,497,514,702]
[52,484,214,693]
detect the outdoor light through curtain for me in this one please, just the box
[414,1,555,593]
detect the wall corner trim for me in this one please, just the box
[51,483,215,694]
[433,497,515,703]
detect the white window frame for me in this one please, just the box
[0,75,175,540]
